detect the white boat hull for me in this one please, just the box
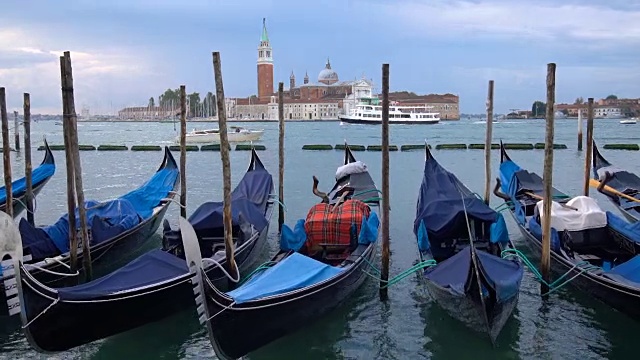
[177,130,264,144]
[338,115,439,125]
[620,120,637,124]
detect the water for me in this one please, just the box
[1,118,639,359]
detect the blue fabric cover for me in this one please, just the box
[425,246,523,303]
[528,216,562,254]
[19,165,178,259]
[0,163,55,204]
[604,254,640,288]
[606,211,640,244]
[279,212,380,252]
[490,213,509,244]
[226,252,345,304]
[188,167,273,233]
[417,219,430,252]
[414,154,505,246]
[57,249,189,300]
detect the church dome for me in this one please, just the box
[318,58,338,85]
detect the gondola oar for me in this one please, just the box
[589,178,640,203]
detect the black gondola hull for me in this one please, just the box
[508,211,640,320]
[19,204,273,352]
[204,244,376,360]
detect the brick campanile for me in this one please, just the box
[257,18,273,100]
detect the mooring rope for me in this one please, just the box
[361,256,437,289]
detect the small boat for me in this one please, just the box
[415,145,522,344]
[4,148,273,352]
[620,119,637,124]
[495,141,640,320]
[0,139,56,217]
[177,126,264,144]
[592,141,640,222]
[338,97,440,125]
[186,145,381,360]
[0,147,180,317]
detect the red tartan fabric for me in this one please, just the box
[304,199,371,254]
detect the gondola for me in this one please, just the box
[415,145,522,344]
[0,146,180,318]
[495,141,640,320]
[3,148,274,353]
[592,141,640,222]
[185,145,381,360]
[0,139,56,218]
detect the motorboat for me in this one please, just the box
[176,126,264,144]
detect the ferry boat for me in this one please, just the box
[339,97,440,125]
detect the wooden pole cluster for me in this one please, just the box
[23,93,34,225]
[540,63,556,296]
[212,51,238,282]
[577,109,583,151]
[483,80,494,205]
[13,111,20,151]
[278,82,285,232]
[60,51,92,280]
[583,98,594,197]
[179,85,187,218]
[379,63,390,300]
[0,88,12,218]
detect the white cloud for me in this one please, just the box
[380,0,640,44]
[0,28,161,114]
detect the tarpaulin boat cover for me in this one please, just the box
[414,154,507,249]
[57,249,189,300]
[603,254,640,288]
[534,196,607,232]
[188,166,273,234]
[425,246,523,303]
[0,162,55,203]
[607,211,640,244]
[19,167,179,260]
[225,252,345,304]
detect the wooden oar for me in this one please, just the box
[589,178,640,203]
[525,191,578,211]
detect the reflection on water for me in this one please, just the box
[0,119,639,359]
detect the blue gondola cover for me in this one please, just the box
[606,211,640,244]
[0,162,55,203]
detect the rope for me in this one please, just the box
[268,194,287,212]
[500,248,601,296]
[362,256,437,289]
[22,298,60,328]
[237,260,277,286]
[201,257,240,283]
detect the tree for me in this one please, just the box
[561,109,569,116]
[606,94,618,100]
[188,92,201,117]
[148,97,155,108]
[531,101,546,117]
[574,97,584,104]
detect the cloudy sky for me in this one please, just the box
[1,0,639,114]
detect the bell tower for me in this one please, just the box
[257,18,273,100]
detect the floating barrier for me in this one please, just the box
[200,144,230,151]
[468,143,500,150]
[503,143,534,150]
[334,144,365,151]
[97,145,129,151]
[400,144,429,151]
[534,143,568,149]
[366,145,398,151]
[236,144,266,151]
[603,144,640,150]
[302,144,333,150]
[131,145,162,151]
[168,145,199,151]
[435,144,467,150]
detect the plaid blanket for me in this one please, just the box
[304,199,371,254]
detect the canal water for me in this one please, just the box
[0,118,638,359]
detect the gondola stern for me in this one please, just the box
[592,140,610,176]
[344,143,357,164]
[248,147,266,171]
[425,141,433,161]
[40,137,55,166]
[499,140,511,163]
[159,146,179,171]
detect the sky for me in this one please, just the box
[1,0,640,114]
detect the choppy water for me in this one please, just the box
[0,118,639,360]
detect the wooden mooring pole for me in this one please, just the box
[0,88,12,218]
[179,85,187,218]
[541,63,556,297]
[278,82,285,232]
[13,111,20,151]
[583,98,594,196]
[577,109,583,151]
[212,51,238,282]
[23,93,34,226]
[379,63,390,300]
[61,51,92,281]
[60,70,78,273]
[483,80,494,205]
